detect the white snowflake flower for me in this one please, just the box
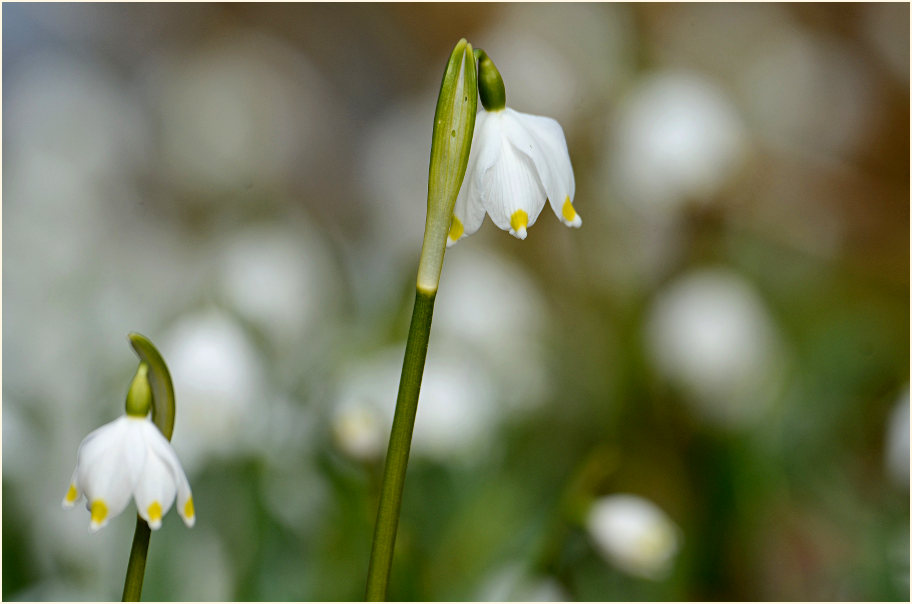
[447,51,580,245]
[62,364,194,533]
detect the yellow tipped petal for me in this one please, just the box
[561,198,576,221]
[147,501,163,525]
[90,500,108,528]
[510,209,528,239]
[184,497,195,519]
[448,215,464,242]
[561,196,582,227]
[64,484,79,505]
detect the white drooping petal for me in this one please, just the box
[449,111,496,246]
[451,164,486,244]
[471,110,506,179]
[505,109,580,227]
[71,418,117,469]
[473,113,547,240]
[76,417,147,532]
[133,432,178,530]
[480,141,546,239]
[143,421,195,527]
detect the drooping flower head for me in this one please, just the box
[448,50,580,246]
[63,362,195,532]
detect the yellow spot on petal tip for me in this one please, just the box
[65,484,78,504]
[510,209,528,238]
[448,215,464,242]
[184,497,195,519]
[90,500,108,525]
[147,501,162,524]
[561,197,581,226]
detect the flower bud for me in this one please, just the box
[475,49,506,112]
[125,362,152,417]
[416,38,478,294]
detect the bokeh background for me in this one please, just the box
[3,3,909,601]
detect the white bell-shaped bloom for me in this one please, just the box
[448,107,580,245]
[63,414,195,533]
[586,494,681,580]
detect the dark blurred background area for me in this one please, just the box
[3,3,909,601]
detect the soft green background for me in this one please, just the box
[3,3,908,601]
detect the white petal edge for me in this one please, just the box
[478,137,547,238]
[142,422,195,528]
[449,111,495,246]
[62,468,82,508]
[77,417,147,532]
[133,438,178,531]
[503,108,580,228]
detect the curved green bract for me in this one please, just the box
[128,332,175,442]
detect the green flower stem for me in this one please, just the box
[122,519,151,602]
[365,288,436,601]
[365,38,476,601]
[122,333,176,602]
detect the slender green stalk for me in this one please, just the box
[122,518,151,601]
[364,37,476,601]
[365,289,436,600]
[122,333,176,601]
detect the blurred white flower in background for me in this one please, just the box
[408,351,499,460]
[332,345,499,463]
[162,309,266,473]
[331,350,399,462]
[333,248,552,464]
[329,246,554,463]
[608,71,748,214]
[217,220,340,348]
[645,268,785,428]
[586,494,681,580]
[333,398,387,463]
[434,246,551,411]
[885,386,910,488]
[477,563,569,602]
